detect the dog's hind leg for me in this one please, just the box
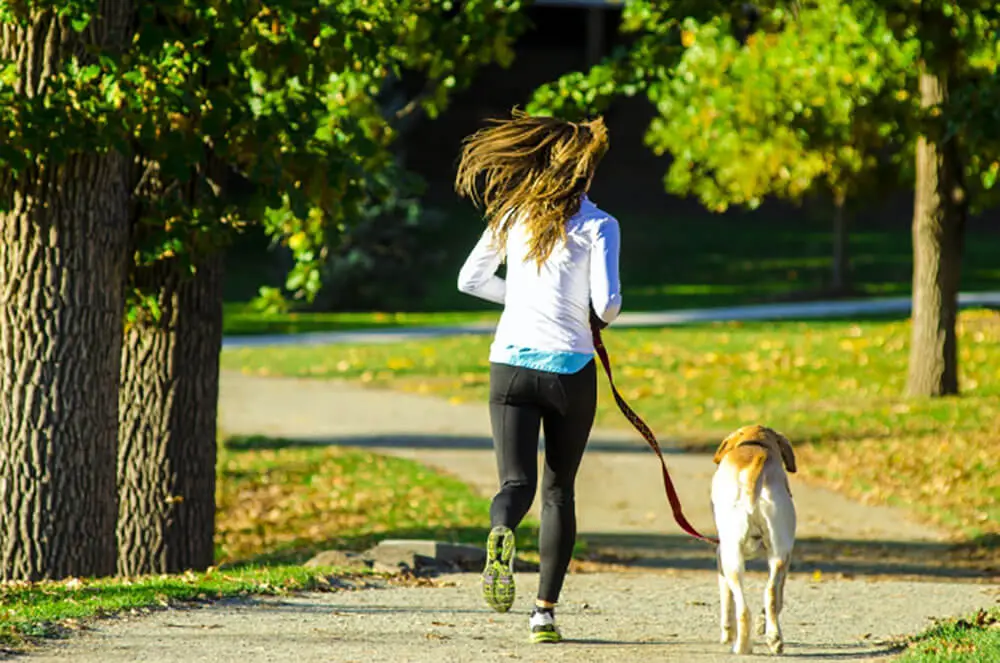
[763,553,790,654]
[717,550,735,645]
[719,544,751,655]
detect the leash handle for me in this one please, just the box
[592,325,719,546]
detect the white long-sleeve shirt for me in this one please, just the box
[457,196,622,359]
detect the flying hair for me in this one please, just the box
[454,108,609,267]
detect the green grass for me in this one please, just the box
[215,436,527,565]
[1,438,531,651]
[223,303,497,337]
[897,608,1000,662]
[615,222,998,311]
[410,209,1000,313]
[0,565,356,650]
[222,212,1000,336]
[221,310,1000,541]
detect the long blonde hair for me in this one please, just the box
[454,109,609,266]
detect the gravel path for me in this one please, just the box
[20,354,1000,662]
[28,572,999,662]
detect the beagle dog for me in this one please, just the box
[711,425,797,655]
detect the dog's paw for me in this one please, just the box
[766,633,784,655]
[732,638,752,655]
[719,628,734,645]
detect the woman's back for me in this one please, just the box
[495,198,620,354]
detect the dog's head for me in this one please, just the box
[713,424,796,473]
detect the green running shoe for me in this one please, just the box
[529,606,562,643]
[481,526,516,612]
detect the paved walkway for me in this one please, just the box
[30,572,998,663]
[222,291,1000,348]
[218,373,964,558]
[23,294,1000,662]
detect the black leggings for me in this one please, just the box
[488,360,597,603]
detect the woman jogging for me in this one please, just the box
[454,109,622,643]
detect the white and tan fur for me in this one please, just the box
[711,425,797,655]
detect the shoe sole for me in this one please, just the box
[482,526,515,613]
[531,630,562,644]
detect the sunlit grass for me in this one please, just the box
[0,565,354,649]
[2,428,993,652]
[1,440,529,651]
[223,217,1000,331]
[215,438,509,565]
[223,303,497,337]
[897,607,1000,662]
[221,310,1000,540]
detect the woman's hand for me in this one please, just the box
[590,306,609,331]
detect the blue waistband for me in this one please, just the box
[490,345,593,374]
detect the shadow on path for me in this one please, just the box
[222,433,999,583]
[228,524,997,584]
[566,640,901,660]
[579,532,998,582]
[222,432,693,455]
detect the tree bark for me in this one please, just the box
[585,8,606,66]
[0,4,133,582]
[906,66,966,397]
[117,254,225,576]
[831,192,850,294]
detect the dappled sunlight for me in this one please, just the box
[215,442,496,566]
[799,429,999,539]
[221,310,1000,542]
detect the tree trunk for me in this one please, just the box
[831,192,850,294]
[0,5,133,582]
[906,66,966,397]
[117,254,226,576]
[585,8,606,66]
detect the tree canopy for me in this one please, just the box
[528,0,1000,396]
[1,0,526,580]
[1,0,525,310]
[530,0,1000,207]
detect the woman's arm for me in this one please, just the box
[589,216,622,324]
[457,229,506,305]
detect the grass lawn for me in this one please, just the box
[215,437,515,565]
[1,438,515,651]
[897,607,1000,662]
[223,303,497,337]
[0,566,345,650]
[222,310,1000,543]
[222,213,1000,336]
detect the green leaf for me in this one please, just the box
[5,0,528,303]
[70,12,91,32]
[982,163,998,190]
[79,64,101,82]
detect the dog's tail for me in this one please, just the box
[740,451,768,508]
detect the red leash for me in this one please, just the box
[592,325,719,545]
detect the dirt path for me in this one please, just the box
[22,370,999,662]
[218,372,949,545]
[28,572,998,662]
[218,372,986,579]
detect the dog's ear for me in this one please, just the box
[713,430,740,464]
[774,431,797,473]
